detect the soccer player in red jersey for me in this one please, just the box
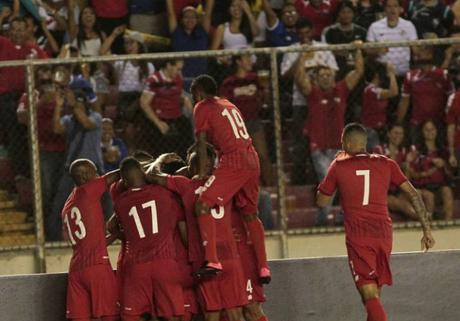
[316,123,435,321]
[190,74,270,283]
[147,146,248,321]
[61,159,120,321]
[113,157,185,321]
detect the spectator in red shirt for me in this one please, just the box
[373,124,418,220]
[139,59,194,160]
[296,41,364,225]
[0,16,47,176]
[446,88,460,172]
[89,0,128,54]
[361,62,398,150]
[294,0,338,40]
[407,120,454,220]
[220,53,273,186]
[397,45,454,142]
[16,65,66,241]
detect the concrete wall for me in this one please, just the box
[0,251,459,321]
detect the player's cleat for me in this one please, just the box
[193,261,223,279]
[259,267,271,284]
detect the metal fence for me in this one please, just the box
[1,38,460,271]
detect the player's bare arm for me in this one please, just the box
[106,214,122,246]
[399,181,435,251]
[316,191,333,208]
[344,41,364,91]
[195,132,209,179]
[178,220,188,247]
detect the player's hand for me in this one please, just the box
[155,120,170,135]
[449,154,458,168]
[112,24,126,37]
[0,6,12,19]
[421,229,435,252]
[386,63,396,75]
[352,40,363,50]
[432,158,445,168]
[192,174,208,181]
[159,152,183,164]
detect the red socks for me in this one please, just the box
[197,213,219,264]
[365,298,387,321]
[246,218,269,270]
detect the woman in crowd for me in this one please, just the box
[70,6,105,57]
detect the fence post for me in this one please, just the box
[26,63,47,273]
[270,49,289,258]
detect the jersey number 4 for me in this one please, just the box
[356,170,370,206]
[222,108,250,139]
[63,207,87,245]
[128,200,159,239]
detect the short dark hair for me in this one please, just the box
[336,1,355,15]
[155,59,182,70]
[343,122,367,140]
[186,142,216,160]
[364,60,387,83]
[161,159,187,175]
[295,17,313,31]
[191,74,218,96]
[120,157,142,174]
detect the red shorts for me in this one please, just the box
[200,166,260,215]
[122,259,184,319]
[196,258,248,311]
[66,264,119,319]
[178,261,199,316]
[346,238,393,288]
[237,241,266,303]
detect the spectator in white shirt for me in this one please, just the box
[367,0,418,77]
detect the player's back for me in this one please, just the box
[194,97,253,156]
[62,177,109,271]
[326,153,407,239]
[114,184,183,264]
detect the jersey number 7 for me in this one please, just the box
[356,170,370,206]
[129,200,159,238]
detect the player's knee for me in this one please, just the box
[359,283,380,303]
[243,303,264,321]
[195,200,211,216]
[226,307,244,321]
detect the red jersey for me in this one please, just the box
[194,97,259,169]
[0,36,48,94]
[166,175,239,262]
[114,184,184,264]
[294,0,338,39]
[361,83,389,129]
[91,0,128,18]
[61,177,110,272]
[144,70,183,119]
[319,153,408,239]
[446,91,460,149]
[409,148,449,188]
[219,73,262,121]
[17,92,66,152]
[305,80,349,150]
[402,67,453,126]
[373,144,409,167]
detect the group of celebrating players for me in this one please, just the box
[61,74,436,321]
[61,75,271,321]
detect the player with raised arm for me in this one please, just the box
[190,75,270,283]
[114,157,185,321]
[147,146,248,321]
[61,159,120,321]
[316,123,435,321]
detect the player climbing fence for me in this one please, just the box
[1,37,460,271]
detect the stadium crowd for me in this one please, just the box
[1,0,460,239]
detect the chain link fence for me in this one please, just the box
[1,38,460,268]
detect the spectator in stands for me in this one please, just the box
[70,6,105,57]
[446,86,460,173]
[220,53,274,186]
[296,41,364,225]
[397,45,454,143]
[89,0,128,54]
[16,66,66,241]
[139,59,194,160]
[51,84,104,240]
[262,0,299,47]
[0,17,47,177]
[101,118,128,172]
[0,4,14,33]
[129,0,167,37]
[281,17,338,185]
[322,1,367,79]
[374,124,418,220]
[293,0,338,40]
[407,0,453,38]
[353,0,384,29]
[441,27,460,71]
[23,14,60,56]
[167,0,214,91]
[367,0,418,77]
[210,0,259,50]
[407,120,454,220]
[361,62,398,149]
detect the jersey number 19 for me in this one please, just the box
[222,108,250,139]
